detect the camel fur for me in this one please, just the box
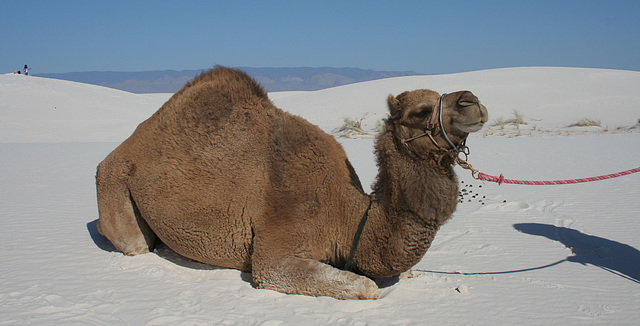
[96,66,488,299]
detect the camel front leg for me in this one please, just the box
[252,256,379,300]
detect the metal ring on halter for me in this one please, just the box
[460,145,470,156]
[457,148,469,162]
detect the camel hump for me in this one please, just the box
[178,66,268,102]
[146,66,272,131]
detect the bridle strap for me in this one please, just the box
[401,122,440,130]
[437,94,458,150]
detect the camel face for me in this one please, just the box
[388,89,488,150]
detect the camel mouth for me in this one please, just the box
[454,121,485,133]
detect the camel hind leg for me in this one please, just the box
[96,169,156,255]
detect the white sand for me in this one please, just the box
[1,67,639,325]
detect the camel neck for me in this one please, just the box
[355,131,459,277]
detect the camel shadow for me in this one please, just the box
[86,219,117,252]
[86,219,254,284]
[514,223,640,284]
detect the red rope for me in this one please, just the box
[476,167,640,185]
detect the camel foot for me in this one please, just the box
[398,269,414,279]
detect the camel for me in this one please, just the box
[96,66,488,299]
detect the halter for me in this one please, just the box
[397,93,470,159]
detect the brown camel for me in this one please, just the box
[96,66,488,299]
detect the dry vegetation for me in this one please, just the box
[491,110,527,126]
[567,118,602,127]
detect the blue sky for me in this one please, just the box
[2,0,639,74]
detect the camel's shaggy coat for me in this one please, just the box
[96,66,488,299]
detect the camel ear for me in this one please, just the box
[387,94,401,119]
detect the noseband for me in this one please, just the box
[397,93,470,158]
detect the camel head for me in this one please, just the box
[387,90,488,154]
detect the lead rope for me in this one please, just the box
[455,157,640,185]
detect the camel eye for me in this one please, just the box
[412,110,430,119]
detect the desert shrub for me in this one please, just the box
[512,110,526,125]
[567,118,602,127]
[492,110,527,126]
[334,114,375,138]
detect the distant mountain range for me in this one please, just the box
[35,67,423,93]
